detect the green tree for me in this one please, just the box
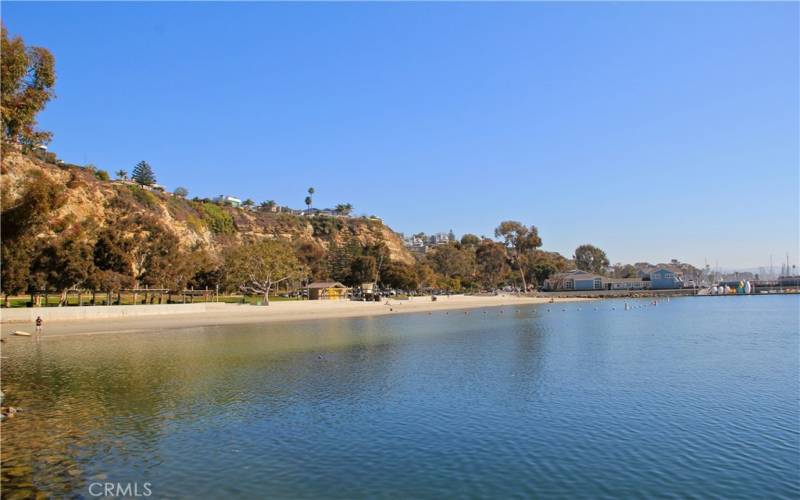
[335,203,353,215]
[495,221,542,292]
[242,198,255,208]
[132,160,156,186]
[574,244,610,274]
[460,233,480,247]
[526,250,572,288]
[1,170,66,304]
[349,255,377,286]
[115,169,128,180]
[380,261,418,290]
[223,239,300,305]
[414,261,438,290]
[31,228,96,305]
[174,186,188,198]
[260,200,277,211]
[363,242,391,280]
[613,263,638,279]
[95,169,110,181]
[427,243,475,285]
[1,243,32,306]
[1,170,66,242]
[137,225,184,289]
[475,241,510,289]
[294,240,329,282]
[92,227,135,290]
[1,25,56,145]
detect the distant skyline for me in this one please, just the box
[3,2,798,269]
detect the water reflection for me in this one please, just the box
[2,297,798,498]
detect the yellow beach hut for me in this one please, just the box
[307,281,349,300]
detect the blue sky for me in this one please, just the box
[4,2,798,269]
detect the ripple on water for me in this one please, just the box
[2,296,799,498]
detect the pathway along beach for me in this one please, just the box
[0,295,588,339]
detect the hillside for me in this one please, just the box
[1,145,413,289]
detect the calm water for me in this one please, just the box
[2,296,798,499]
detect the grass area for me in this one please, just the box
[2,294,304,308]
[217,295,303,305]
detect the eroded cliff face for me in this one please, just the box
[1,146,413,265]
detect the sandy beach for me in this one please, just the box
[0,294,587,339]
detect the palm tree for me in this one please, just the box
[116,169,128,180]
[306,187,314,210]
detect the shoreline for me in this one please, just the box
[0,295,587,339]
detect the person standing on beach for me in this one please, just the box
[35,316,43,338]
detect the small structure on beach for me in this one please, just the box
[306,281,349,300]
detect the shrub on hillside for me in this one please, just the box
[186,214,205,233]
[128,184,158,208]
[200,202,235,235]
[311,216,343,237]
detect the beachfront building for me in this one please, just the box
[543,270,604,291]
[649,268,683,289]
[214,195,242,207]
[307,281,349,300]
[605,278,651,290]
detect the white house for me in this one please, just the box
[214,195,242,208]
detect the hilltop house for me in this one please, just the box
[429,232,450,245]
[214,195,242,208]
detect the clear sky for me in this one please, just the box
[4,2,798,269]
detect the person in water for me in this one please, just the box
[35,316,43,342]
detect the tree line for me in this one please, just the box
[1,163,623,306]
